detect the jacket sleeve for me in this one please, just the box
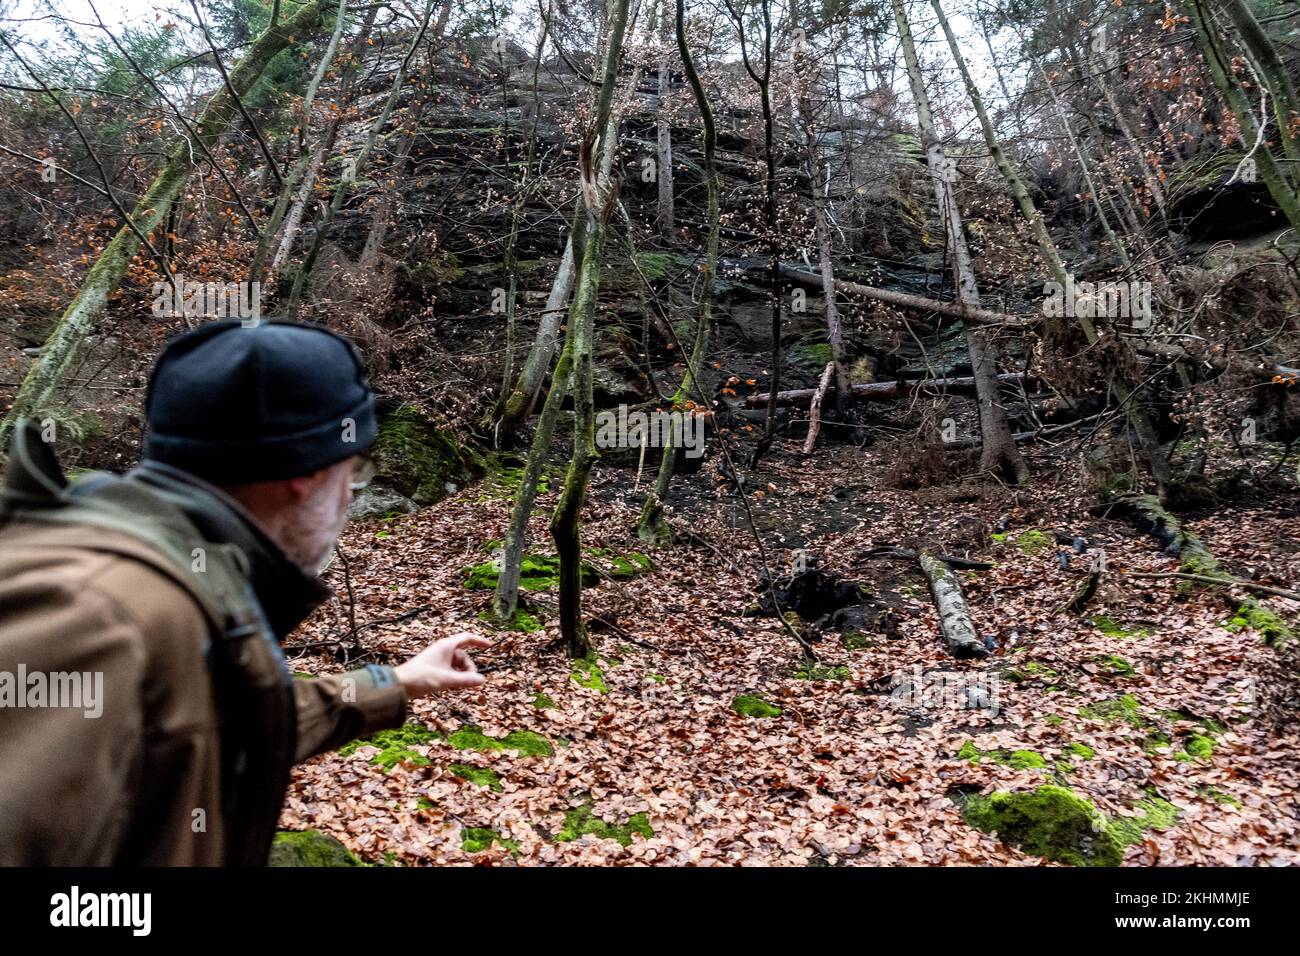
[292,664,407,762]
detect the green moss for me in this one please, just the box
[793,663,852,681]
[1184,734,1216,759]
[841,631,873,650]
[417,796,434,810]
[532,692,556,709]
[959,785,1122,866]
[957,740,982,762]
[790,338,834,377]
[461,827,520,854]
[1005,661,1059,682]
[555,804,654,847]
[478,608,543,632]
[1107,796,1181,847]
[447,725,553,757]
[957,740,1047,769]
[372,403,487,506]
[463,552,598,591]
[450,764,503,791]
[1199,786,1242,808]
[1064,742,1095,761]
[340,722,441,771]
[602,552,654,579]
[1042,714,1064,727]
[1094,654,1137,678]
[732,694,782,718]
[570,656,609,693]
[1080,694,1147,727]
[1091,615,1154,639]
[1222,600,1294,644]
[1014,529,1053,555]
[268,829,363,867]
[645,673,666,684]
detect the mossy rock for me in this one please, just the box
[1223,601,1294,644]
[1106,796,1181,846]
[532,691,556,709]
[555,804,653,847]
[732,693,782,718]
[599,552,654,580]
[268,829,363,867]
[373,403,487,506]
[958,785,1122,867]
[1012,528,1053,555]
[790,335,834,378]
[447,725,553,757]
[841,631,873,650]
[463,552,599,591]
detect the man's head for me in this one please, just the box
[142,319,377,572]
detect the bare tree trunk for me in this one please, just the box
[636,0,720,544]
[284,0,439,318]
[930,0,1171,497]
[495,14,645,439]
[493,0,635,631]
[249,0,354,283]
[0,0,327,445]
[551,0,633,659]
[893,0,1028,482]
[655,0,675,237]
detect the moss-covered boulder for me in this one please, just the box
[463,551,599,591]
[732,693,782,718]
[959,785,1123,867]
[372,402,487,506]
[268,829,363,867]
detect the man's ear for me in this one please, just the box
[285,467,332,503]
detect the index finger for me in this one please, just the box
[444,633,493,652]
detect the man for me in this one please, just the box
[0,319,489,865]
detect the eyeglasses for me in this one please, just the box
[349,454,377,491]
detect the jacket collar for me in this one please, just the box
[128,460,332,640]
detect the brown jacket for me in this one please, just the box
[0,429,406,865]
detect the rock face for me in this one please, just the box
[370,403,487,507]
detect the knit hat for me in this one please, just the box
[143,319,377,484]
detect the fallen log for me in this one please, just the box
[802,362,835,455]
[918,549,989,659]
[781,266,1300,384]
[1102,494,1294,644]
[745,371,1029,408]
[780,265,1025,328]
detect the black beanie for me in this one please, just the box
[143,319,377,484]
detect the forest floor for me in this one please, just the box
[282,437,1300,866]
